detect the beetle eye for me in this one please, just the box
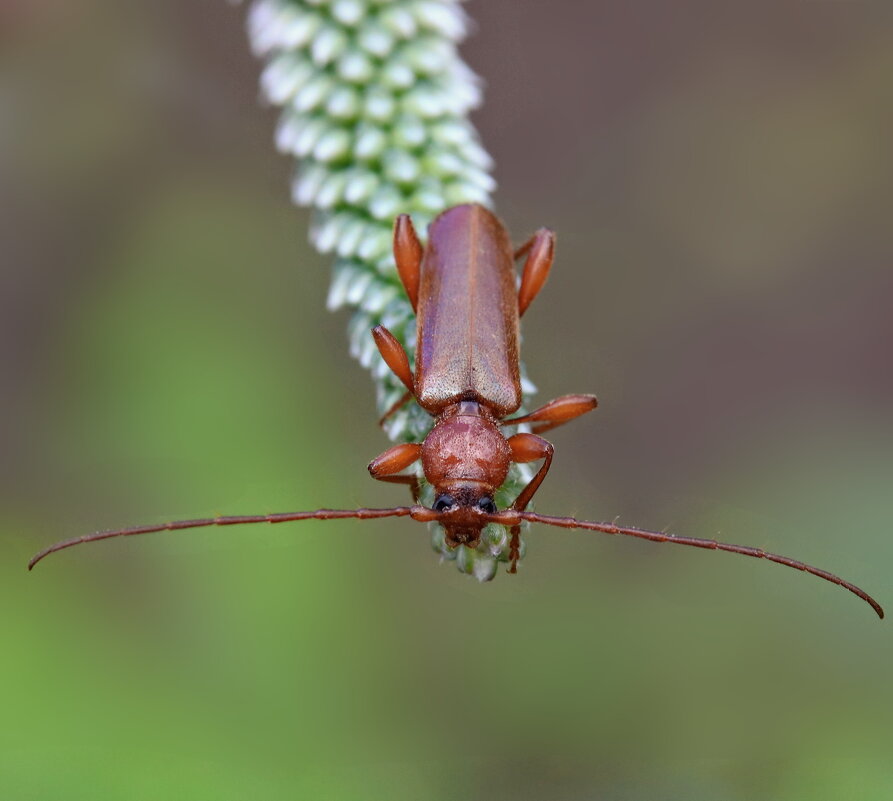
[477,497,497,515]
[433,495,455,513]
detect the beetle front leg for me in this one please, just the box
[373,473,422,503]
[507,433,554,513]
[506,433,554,572]
[368,443,423,502]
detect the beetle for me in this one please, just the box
[368,203,597,568]
[28,204,883,619]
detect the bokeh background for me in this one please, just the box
[3,1,892,798]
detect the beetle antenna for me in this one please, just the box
[489,510,883,619]
[28,506,440,570]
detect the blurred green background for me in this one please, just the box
[3,1,892,798]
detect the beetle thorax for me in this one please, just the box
[421,401,511,505]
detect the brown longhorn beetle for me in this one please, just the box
[29,204,883,619]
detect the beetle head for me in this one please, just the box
[431,482,500,548]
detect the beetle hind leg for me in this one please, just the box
[515,228,555,316]
[393,214,422,312]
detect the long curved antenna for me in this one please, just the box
[29,504,883,619]
[489,510,883,619]
[28,506,432,571]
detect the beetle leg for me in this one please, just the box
[507,433,554,513]
[516,228,555,317]
[394,214,422,312]
[503,394,598,434]
[372,474,422,503]
[368,443,423,501]
[512,233,537,261]
[378,389,414,427]
[371,325,416,396]
[505,433,554,573]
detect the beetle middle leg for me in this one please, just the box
[372,325,416,396]
[378,389,414,427]
[505,432,554,572]
[503,393,598,434]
